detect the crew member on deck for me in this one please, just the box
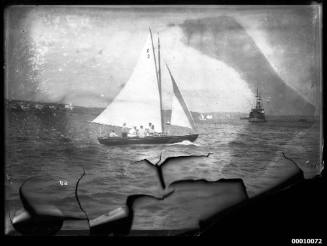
[148,123,155,136]
[128,126,137,137]
[151,124,157,135]
[138,125,146,138]
[122,123,128,138]
[145,123,151,136]
[109,130,118,137]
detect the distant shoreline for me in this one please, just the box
[5,98,319,121]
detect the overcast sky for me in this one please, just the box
[5,5,321,113]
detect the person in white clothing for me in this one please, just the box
[138,125,146,138]
[109,130,118,137]
[121,123,128,138]
[128,126,137,137]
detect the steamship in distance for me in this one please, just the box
[248,88,266,122]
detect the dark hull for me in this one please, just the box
[248,117,266,122]
[98,134,199,146]
[248,109,266,122]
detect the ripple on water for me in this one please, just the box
[5,110,321,229]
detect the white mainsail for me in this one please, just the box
[92,34,162,132]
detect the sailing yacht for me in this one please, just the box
[199,113,206,121]
[206,114,213,120]
[64,103,74,110]
[91,28,198,146]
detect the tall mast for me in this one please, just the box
[149,28,159,86]
[149,27,164,132]
[255,87,260,109]
[256,87,263,109]
[157,34,164,133]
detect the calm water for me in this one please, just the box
[5,108,321,230]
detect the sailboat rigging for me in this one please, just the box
[92,28,198,146]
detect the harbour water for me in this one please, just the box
[5,107,321,230]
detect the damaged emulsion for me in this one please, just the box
[7,152,319,236]
[7,152,238,235]
[136,152,213,189]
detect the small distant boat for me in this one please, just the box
[64,103,74,110]
[206,114,213,120]
[248,88,266,122]
[91,28,198,146]
[199,113,206,121]
[10,104,19,110]
[35,104,44,110]
[20,104,29,111]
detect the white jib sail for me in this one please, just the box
[92,34,162,132]
[171,94,193,129]
[166,65,195,130]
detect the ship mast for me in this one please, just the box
[256,87,263,110]
[157,34,164,133]
[149,28,164,133]
[256,88,259,109]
